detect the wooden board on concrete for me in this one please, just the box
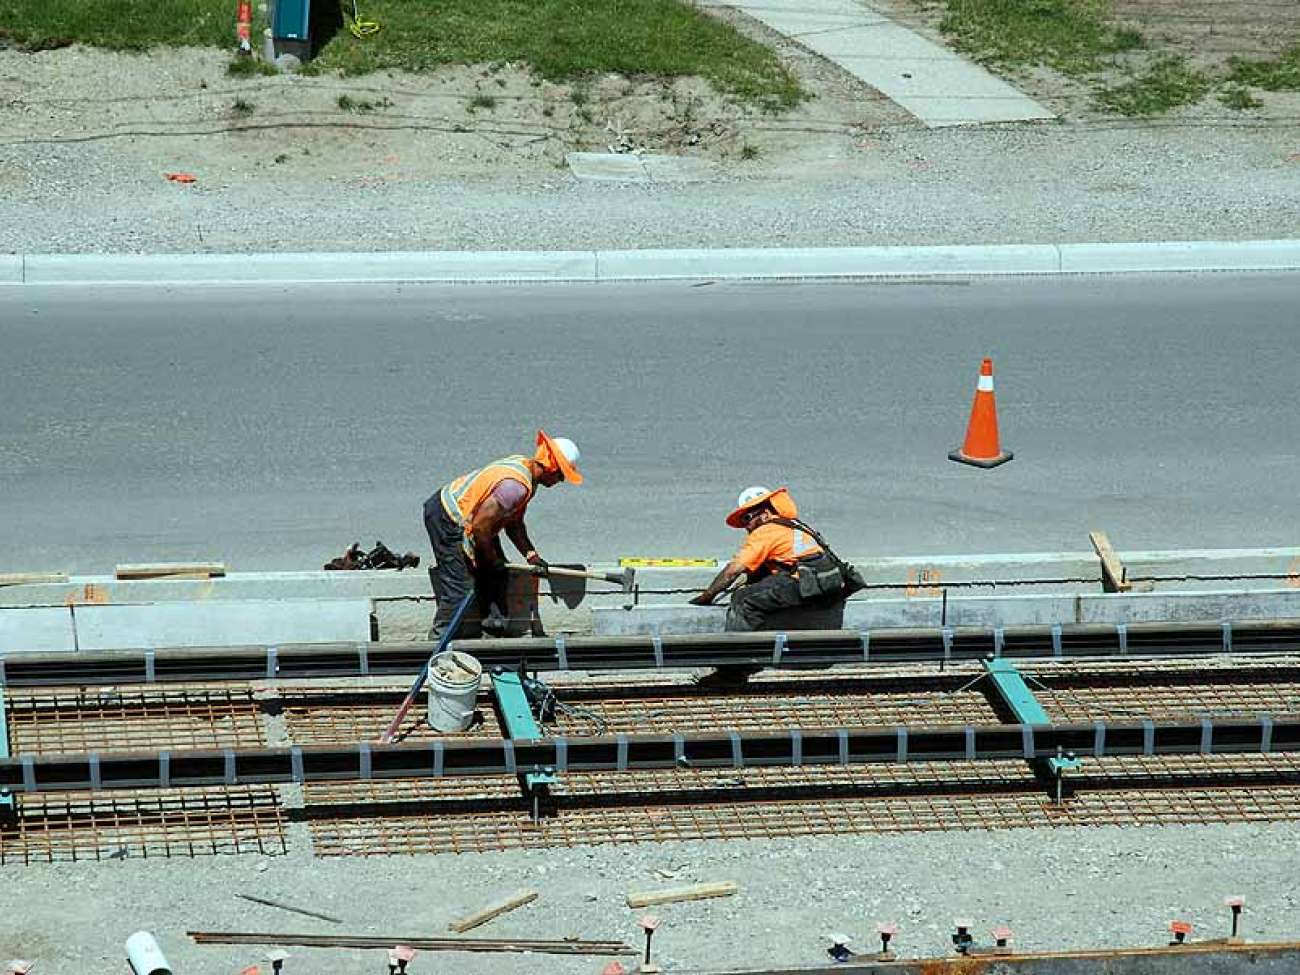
[0,572,69,587]
[1088,532,1132,593]
[448,888,538,933]
[626,881,737,909]
[115,562,227,581]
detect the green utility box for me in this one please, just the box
[273,0,312,60]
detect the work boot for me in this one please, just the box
[481,605,510,637]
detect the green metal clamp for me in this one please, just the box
[490,670,556,819]
[982,657,1082,782]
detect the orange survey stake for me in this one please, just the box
[236,0,252,46]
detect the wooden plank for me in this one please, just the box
[1088,532,1131,593]
[0,572,68,587]
[448,889,538,933]
[626,881,737,909]
[115,562,227,581]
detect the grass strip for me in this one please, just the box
[0,0,802,109]
[1226,43,1300,91]
[311,0,802,108]
[936,0,1143,75]
[1094,55,1212,116]
[0,0,228,50]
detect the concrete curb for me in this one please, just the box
[5,240,1300,286]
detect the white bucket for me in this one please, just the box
[125,931,172,975]
[427,650,483,733]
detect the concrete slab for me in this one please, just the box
[594,244,1060,280]
[0,608,76,653]
[639,155,719,183]
[22,250,598,285]
[0,254,22,284]
[73,599,371,650]
[567,153,717,183]
[1078,588,1300,624]
[713,0,1054,126]
[595,588,1300,636]
[1059,239,1300,274]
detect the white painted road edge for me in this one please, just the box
[2,239,1299,286]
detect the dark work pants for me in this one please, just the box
[725,571,807,632]
[423,494,508,640]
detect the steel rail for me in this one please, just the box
[1,717,1294,795]
[3,618,1300,686]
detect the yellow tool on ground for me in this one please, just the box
[349,0,380,37]
[619,558,717,568]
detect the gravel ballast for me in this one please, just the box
[3,822,1300,972]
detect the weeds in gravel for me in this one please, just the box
[309,0,803,110]
[227,56,278,77]
[231,97,255,114]
[468,93,498,111]
[336,93,392,111]
[739,143,760,160]
[1218,84,1263,110]
[1094,55,1212,115]
[1225,44,1300,91]
[936,0,1143,75]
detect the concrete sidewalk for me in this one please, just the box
[708,0,1054,126]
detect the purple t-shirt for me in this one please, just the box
[490,478,530,518]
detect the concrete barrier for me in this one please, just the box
[593,588,1300,636]
[0,607,77,653]
[72,599,372,650]
[2,547,1299,650]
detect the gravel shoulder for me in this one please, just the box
[1,43,1298,253]
[3,822,1299,973]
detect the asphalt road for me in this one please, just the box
[2,274,1297,573]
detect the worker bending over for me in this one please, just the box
[690,486,855,631]
[424,430,582,639]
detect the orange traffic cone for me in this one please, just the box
[948,357,1013,468]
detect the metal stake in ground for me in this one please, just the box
[639,916,661,973]
[380,591,474,743]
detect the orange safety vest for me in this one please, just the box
[736,521,824,577]
[439,455,537,558]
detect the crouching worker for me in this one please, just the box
[423,430,583,640]
[689,486,860,632]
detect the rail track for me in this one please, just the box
[3,618,1299,686]
[3,639,1300,862]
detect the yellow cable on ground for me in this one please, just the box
[349,0,380,37]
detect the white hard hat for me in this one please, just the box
[736,485,771,509]
[552,436,580,468]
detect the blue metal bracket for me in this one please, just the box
[0,667,13,815]
[982,658,1082,779]
[490,671,556,814]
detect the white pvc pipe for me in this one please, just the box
[125,932,172,975]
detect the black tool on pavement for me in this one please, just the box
[325,541,420,572]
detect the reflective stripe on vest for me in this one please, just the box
[439,455,535,530]
[764,525,822,575]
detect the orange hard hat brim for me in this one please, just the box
[725,487,796,527]
[535,429,583,485]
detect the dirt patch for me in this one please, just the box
[868,0,1300,120]
[0,40,908,188]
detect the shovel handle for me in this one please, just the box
[506,563,629,587]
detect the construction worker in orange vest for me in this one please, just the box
[690,486,849,632]
[423,431,583,639]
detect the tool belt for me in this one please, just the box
[770,518,868,600]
